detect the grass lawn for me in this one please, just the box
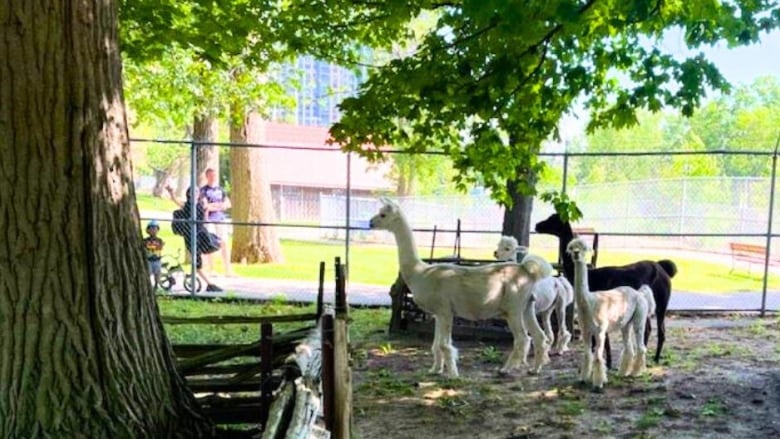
[139,192,776,295]
[158,296,391,345]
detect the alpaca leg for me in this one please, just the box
[592,331,608,389]
[542,310,556,354]
[524,301,551,374]
[631,319,648,376]
[618,325,635,376]
[554,300,571,354]
[437,317,459,378]
[429,317,444,374]
[578,328,593,383]
[566,302,578,341]
[604,333,613,369]
[654,307,667,364]
[501,314,529,373]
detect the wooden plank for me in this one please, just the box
[333,315,352,439]
[178,342,262,373]
[259,323,273,429]
[321,314,335,433]
[185,361,261,377]
[203,403,264,425]
[188,378,262,393]
[162,313,319,325]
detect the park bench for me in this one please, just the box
[729,242,780,273]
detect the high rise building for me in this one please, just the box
[273,56,363,127]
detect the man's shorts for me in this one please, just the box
[148,259,162,275]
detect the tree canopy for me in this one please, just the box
[330,0,780,206]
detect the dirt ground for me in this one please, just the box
[351,315,780,439]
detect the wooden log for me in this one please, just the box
[285,378,321,439]
[261,317,327,438]
[261,380,296,439]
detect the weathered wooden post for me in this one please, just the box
[321,313,335,433]
[259,322,274,429]
[317,261,325,319]
[333,259,352,439]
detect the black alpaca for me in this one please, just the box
[535,213,677,366]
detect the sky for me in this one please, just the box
[557,28,780,144]
[664,28,780,86]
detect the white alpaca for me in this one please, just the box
[566,237,650,389]
[494,236,573,354]
[370,198,551,377]
[630,284,656,374]
[493,235,529,262]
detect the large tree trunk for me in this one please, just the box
[0,2,213,437]
[229,112,285,263]
[193,115,219,181]
[501,167,536,246]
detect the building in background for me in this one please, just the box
[272,55,365,127]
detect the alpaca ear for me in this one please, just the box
[379,197,398,208]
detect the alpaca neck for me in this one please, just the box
[389,212,426,278]
[572,256,594,315]
[558,228,575,282]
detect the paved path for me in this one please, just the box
[163,275,780,312]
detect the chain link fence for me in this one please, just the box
[134,138,780,313]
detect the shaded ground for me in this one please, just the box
[351,315,780,439]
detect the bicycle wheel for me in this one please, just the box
[159,274,175,291]
[183,274,201,293]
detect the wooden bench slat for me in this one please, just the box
[728,242,780,270]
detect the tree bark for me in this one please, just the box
[193,115,219,181]
[0,2,213,437]
[152,168,173,197]
[501,168,536,246]
[229,112,285,263]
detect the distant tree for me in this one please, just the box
[121,0,419,262]
[331,1,780,243]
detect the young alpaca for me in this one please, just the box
[370,198,552,377]
[494,236,574,354]
[566,237,650,390]
[629,284,657,375]
[536,212,677,365]
[493,235,529,262]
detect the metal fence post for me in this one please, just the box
[345,152,352,282]
[760,135,780,316]
[561,150,569,195]
[189,140,198,296]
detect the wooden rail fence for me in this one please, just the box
[161,259,352,437]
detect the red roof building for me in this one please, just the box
[258,121,393,192]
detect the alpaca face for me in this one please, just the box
[535,213,567,236]
[493,236,519,260]
[566,238,591,263]
[369,200,399,230]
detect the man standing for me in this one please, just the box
[199,168,233,276]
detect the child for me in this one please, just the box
[143,220,165,290]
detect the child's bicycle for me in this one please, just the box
[158,249,202,293]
